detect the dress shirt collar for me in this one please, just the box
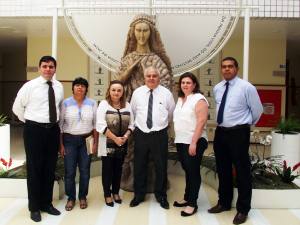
[39,75,54,84]
[145,85,159,93]
[221,75,238,87]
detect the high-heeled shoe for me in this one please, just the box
[105,197,114,207]
[181,206,198,217]
[173,200,188,207]
[113,194,122,204]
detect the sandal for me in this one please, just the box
[65,200,75,211]
[79,199,88,209]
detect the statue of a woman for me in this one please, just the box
[117,13,173,192]
[117,13,173,100]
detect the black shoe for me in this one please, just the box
[40,205,61,215]
[181,206,198,217]
[105,197,114,207]
[113,194,122,204]
[173,201,188,207]
[129,197,144,207]
[208,204,231,214]
[114,199,122,204]
[157,197,169,209]
[30,211,41,222]
[233,212,247,224]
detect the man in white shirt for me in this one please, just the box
[129,66,175,209]
[208,57,263,225]
[13,56,64,222]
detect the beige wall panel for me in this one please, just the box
[27,36,88,82]
[27,37,51,80]
[56,37,88,81]
[223,38,286,85]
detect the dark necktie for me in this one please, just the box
[217,81,229,124]
[47,81,57,123]
[146,89,153,129]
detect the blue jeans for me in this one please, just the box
[63,134,91,201]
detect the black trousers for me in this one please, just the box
[101,155,125,197]
[213,125,251,214]
[176,137,208,207]
[133,127,168,199]
[23,121,60,212]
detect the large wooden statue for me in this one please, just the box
[117,13,173,192]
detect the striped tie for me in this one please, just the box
[146,89,153,129]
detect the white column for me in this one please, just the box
[148,0,152,15]
[52,8,58,60]
[243,4,250,81]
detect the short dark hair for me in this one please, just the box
[222,56,239,68]
[105,80,126,108]
[72,77,89,94]
[177,72,201,97]
[39,55,57,68]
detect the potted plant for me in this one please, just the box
[274,160,300,183]
[271,117,300,166]
[0,114,10,166]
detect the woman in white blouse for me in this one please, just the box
[173,72,209,217]
[60,77,98,211]
[96,80,134,207]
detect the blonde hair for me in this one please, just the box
[105,80,126,109]
[122,13,172,74]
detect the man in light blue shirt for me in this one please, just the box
[208,57,263,225]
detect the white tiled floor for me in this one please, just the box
[1,125,300,225]
[1,175,300,225]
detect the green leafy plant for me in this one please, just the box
[276,117,300,134]
[274,160,300,183]
[0,114,8,127]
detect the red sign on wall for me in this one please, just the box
[256,89,282,127]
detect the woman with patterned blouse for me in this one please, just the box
[96,80,134,207]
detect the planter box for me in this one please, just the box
[0,178,64,200]
[271,131,300,166]
[0,124,10,163]
[201,167,300,209]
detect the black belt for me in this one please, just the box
[63,132,92,138]
[26,120,58,129]
[217,124,250,131]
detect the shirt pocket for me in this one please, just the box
[228,93,245,110]
[158,100,168,115]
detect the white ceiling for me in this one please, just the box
[0,17,300,50]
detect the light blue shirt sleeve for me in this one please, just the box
[245,84,263,124]
[214,77,263,127]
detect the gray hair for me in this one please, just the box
[144,66,160,77]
